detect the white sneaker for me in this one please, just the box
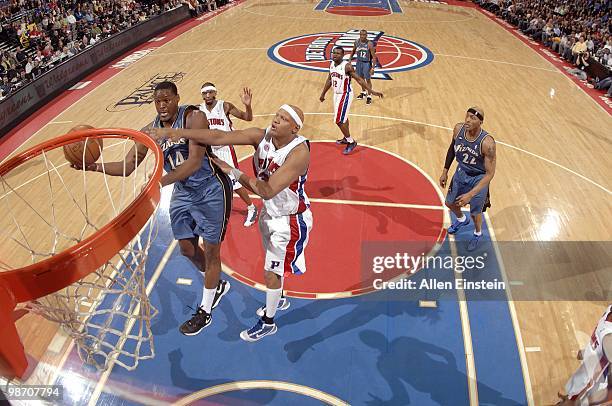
[244,205,258,227]
[256,297,290,317]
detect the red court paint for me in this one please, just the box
[222,142,446,298]
[274,34,429,73]
[326,6,391,16]
[0,1,244,161]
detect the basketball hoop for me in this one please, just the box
[0,128,163,379]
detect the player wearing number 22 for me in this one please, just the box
[439,107,496,252]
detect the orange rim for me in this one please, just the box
[0,128,163,303]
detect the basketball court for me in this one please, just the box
[1,1,610,405]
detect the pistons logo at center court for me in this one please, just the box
[267,30,433,80]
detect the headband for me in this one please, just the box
[280,104,303,129]
[467,108,484,122]
[201,85,217,93]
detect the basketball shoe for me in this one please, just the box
[180,307,211,336]
[343,141,358,155]
[448,216,470,234]
[240,319,278,342]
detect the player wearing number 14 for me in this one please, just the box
[76,81,233,336]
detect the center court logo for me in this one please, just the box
[267,30,434,80]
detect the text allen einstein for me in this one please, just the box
[373,278,506,291]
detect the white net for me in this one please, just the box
[0,133,160,371]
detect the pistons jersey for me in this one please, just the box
[199,100,233,152]
[566,305,612,403]
[253,129,310,217]
[330,60,352,94]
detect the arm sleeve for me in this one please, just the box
[444,138,455,169]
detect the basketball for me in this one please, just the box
[62,124,103,166]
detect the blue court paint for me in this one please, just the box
[388,0,403,12]
[315,0,403,14]
[72,208,527,406]
[315,0,332,10]
[452,213,529,405]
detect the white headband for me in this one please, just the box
[280,104,303,129]
[201,85,217,93]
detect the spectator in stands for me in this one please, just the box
[571,36,588,64]
[0,75,11,97]
[541,19,554,47]
[563,35,577,61]
[67,11,76,26]
[24,56,32,76]
[0,0,195,98]
[184,0,202,17]
[17,69,29,85]
[15,46,26,63]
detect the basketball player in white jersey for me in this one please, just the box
[557,305,612,405]
[147,104,311,342]
[320,46,383,155]
[200,82,258,227]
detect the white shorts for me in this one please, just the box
[258,208,313,276]
[212,145,241,191]
[566,361,610,405]
[333,91,353,124]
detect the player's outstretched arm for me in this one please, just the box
[73,124,152,176]
[347,64,383,98]
[227,87,253,121]
[146,126,265,148]
[213,143,309,200]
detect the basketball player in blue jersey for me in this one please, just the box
[147,104,312,342]
[74,82,233,336]
[320,46,383,155]
[439,107,496,251]
[349,29,378,105]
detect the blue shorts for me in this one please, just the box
[445,168,489,215]
[169,173,232,244]
[356,60,372,80]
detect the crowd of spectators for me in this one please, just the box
[0,0,189,100]
[475,0,612,97]
[184,0,229,18]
